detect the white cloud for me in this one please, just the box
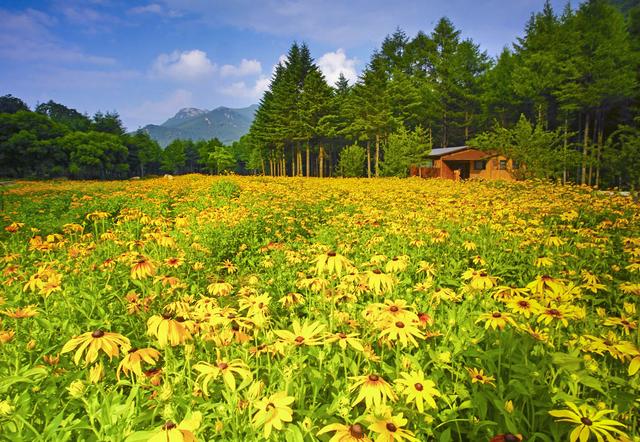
[220,59,262,77]
[151,49,216,80]
[221,76,270,99]
[129,4,164,14]
[121,89,193,129]
[317,48,358,86]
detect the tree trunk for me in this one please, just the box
[319,144,324,178]
[563,116,568,185]
[375,133,380,177]
[306,144,310,177]
[366,140,371,178]
[595,121,603,188]
[588,113,597,186]
[464,111,469,141]
[581,114,589,185]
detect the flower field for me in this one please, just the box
[0,175,639,441]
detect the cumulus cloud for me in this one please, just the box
[121,89,193,129]
[317,48,358,86]
[220,59,262,77]
[221,76,270,99]
[152,49,216,80]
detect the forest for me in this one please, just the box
[1,0,640,187]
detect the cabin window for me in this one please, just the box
[473,160,486,170]
[422,159,434,168]
[499,160,507,170]
[513,160,520,169]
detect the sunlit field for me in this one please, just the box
[0,175,639,441]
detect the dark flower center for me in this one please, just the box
[504,434,519,442]
[339,332,347,339]
[91,329,105,338]
[385,423,397,432]
[389,306,399,312]
[266,402,275,410]
[295,336,305,344]
[395,321,405,328]
[392,257,399,261]
[581,417,593,426]
[327,251,337,257]
[373,269,382,274]
[368,374,379,382]
[475,375,484,380]
[128,347,138,354]
[414,383,424,391]
[546,309,560,317]
[349,423,364,438]
[479,272,487,277]
[492,312,502,318]
[518,301,530,307]
[218,362,229,370]
[162,312,173,320]
[175,316,186,323]
[163,421,176,430]
[621,320,630,326]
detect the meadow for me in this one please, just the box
[0,175,639,442]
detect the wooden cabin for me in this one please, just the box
[410,146,518,181]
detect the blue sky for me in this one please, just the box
[1,0,568,130]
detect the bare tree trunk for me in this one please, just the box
[596,122,603,188]
[375,133,380,177]
[366,140,371,178]
[292,144,296,177]
[306,144,310,177]
[464,111,469,141]
[563,116,568,185]
[588,113,597,186]
[319,144,324,178]
[581,114,589,185]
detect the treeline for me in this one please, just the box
[0,96,245,179]
[246,0,640,186]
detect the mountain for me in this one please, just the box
[140,104,258,147]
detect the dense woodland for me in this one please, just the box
[2,0,640,187]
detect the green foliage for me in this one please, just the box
[470,114,577,180]
[161,139,187,174]
[380,126,432,177]
[92,111,125,136]
[0,94,29,114]
[603,122,640,191]
[337,144,366,177]
[209,178,241,199]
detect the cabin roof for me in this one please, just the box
[428,146,470,158]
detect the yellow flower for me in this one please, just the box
[314,251,354,276]
[61,329,130,365]
[349,373,397,409]
[194,358,252,394]
[395,370,441,412]
[67,380,86,398]
[476,311,517,331]
[325,331,365,352]
[468,368,496,387]
[147,313,193,347]
[367,410,419,442]
[549,401,627,442]
[252,391,295,439]
[385,255,409,273]
[507,296,539,318]
[207,280,234,296]
[117,347,161,380]
[149,412,202,442]
[88,361,104,384]
[534,256,554,268]
[365,270,395,295]
[462,269,496,290]
[274,320,325,346]
[378,320,424,348]
[317,421,372,442]
[130,257,155,280]
[1,304,39,318]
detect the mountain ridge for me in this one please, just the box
[139,104,258,147]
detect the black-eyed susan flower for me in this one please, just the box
[1,305,38,318]
[317,421,372,442]
[207,279,233,297]
[378,320,424,348]
[117,347,161,380]
[314,251,353,276]
[149,412,202,442]
[365,269,395,295]
[467,368,496,387]
[395,370,441,412]
[61,329,130,365]
[385,255,409,273]
[476,311,517,331]
[274,320,325,346]
[349,374,397,409]
[325,331,364,352]
[194,357,251,394]
[549,401,627,442]
[147,313,193,347]
[130,256,155,280]
[252,391,295,439]
[367,410,419,442]
[507,296,539,318]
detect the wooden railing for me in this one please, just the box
[409,166,440,178]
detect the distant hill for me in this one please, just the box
[140,104,258,147]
